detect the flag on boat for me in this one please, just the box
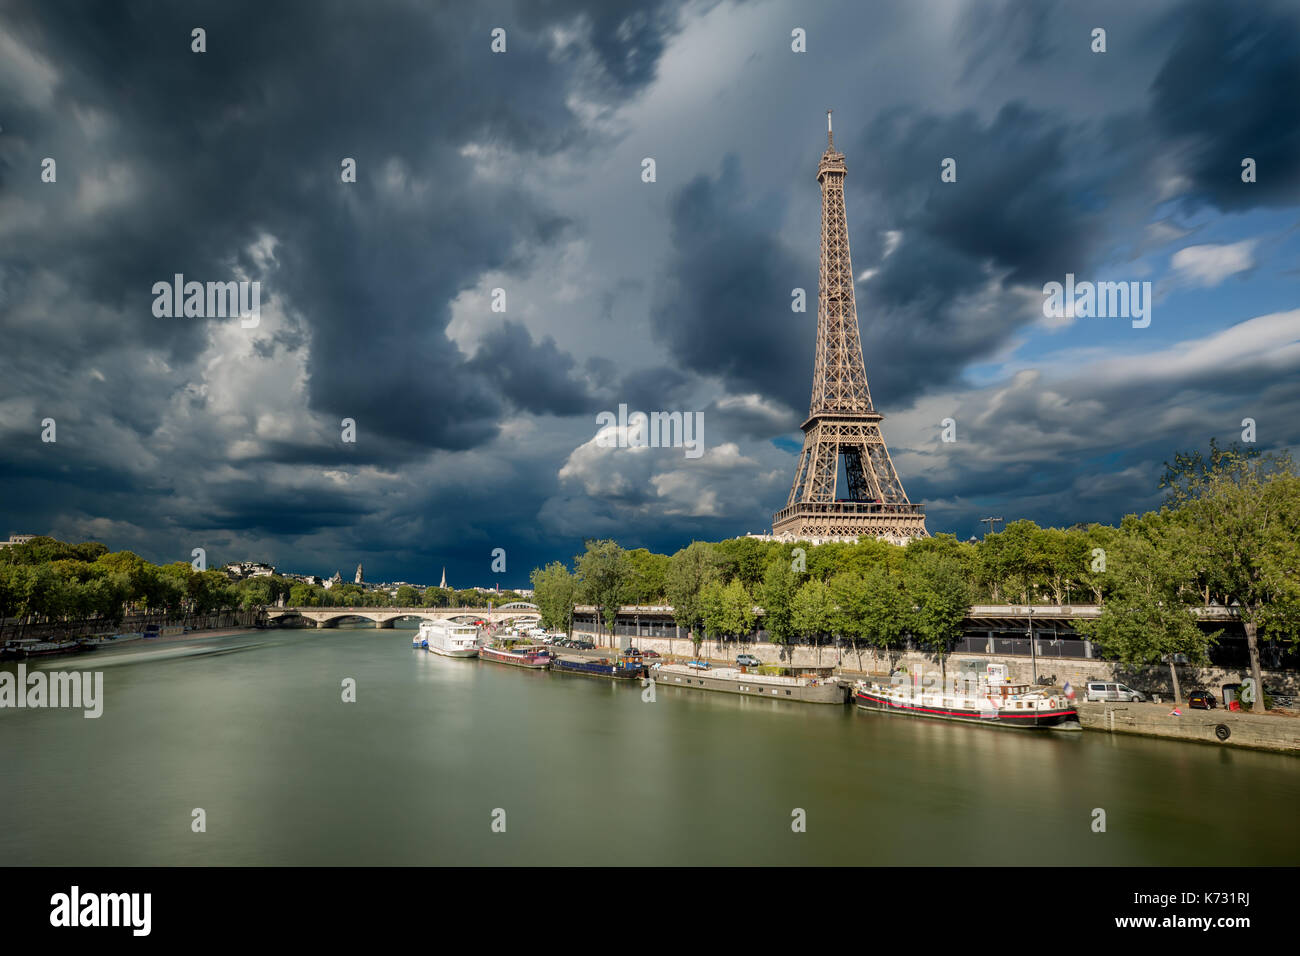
[1063,681,1075,699]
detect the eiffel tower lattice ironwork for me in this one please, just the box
[772,111,928,543]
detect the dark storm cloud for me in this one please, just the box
[0,0,690,565]
[848,102,1113,401]
[189,483,370,536]
[516,0,694,93]
[0,0,695,454]
[1149,0,1300,211]
[955,0,1060,78]
[649,154,812,415]
[467,319,598,416]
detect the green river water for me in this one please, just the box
[1,624,1295,866]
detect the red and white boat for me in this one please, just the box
[853,663,1080,730]
[479,643,552,669]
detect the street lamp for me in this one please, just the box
[1027,603,1038,684]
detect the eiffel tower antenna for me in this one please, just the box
[771,114,928,544]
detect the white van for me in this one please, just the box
[1084,681,1145,703]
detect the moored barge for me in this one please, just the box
[652,662,849,704]
[479,643,552,669]
[553,655,647,680]
[853,664,1080,730]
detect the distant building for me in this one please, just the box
[223,561,276,580]
[283,573,323,587]
[355,563,364,584]
[324,571,343,590]
[439,567,448,590]
[0,533,37,549]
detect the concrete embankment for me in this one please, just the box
[1077,700,1300,754]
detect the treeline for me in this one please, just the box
[0,539,527,637]
[532,443,1300,711]
[0,540,245,637]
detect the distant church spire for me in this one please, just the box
[355,563,364,584]
[439,566,447,589]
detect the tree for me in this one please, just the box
[665,542,722,655]
[903,551,971,680]
[791,578,835,656]
[239,576,277,610]
[713,537,776,590]
[757,556,799,660]
[1162,442,1300,712]
[975,520,1043,604]
[394,585,421,607]
[288,583,319,607]
[702,578,755,658]
[828,571,868,667]
[422,586,450,608]
[575,539,630,646]
[857,565,909,670]
[1076,526,1213,705]
[531,561,577,634]
[1036,527,1091,604]
[623,548,671,605]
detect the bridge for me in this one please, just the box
[266,605,540,629]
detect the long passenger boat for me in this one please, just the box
[416,620,482,658]
[552,654,647,681]
[479,643,552,669]
[853,664,1080,730]
[652,662,848,704]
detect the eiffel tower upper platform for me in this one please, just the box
[771,112,928,545]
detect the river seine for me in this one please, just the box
[1,624,1296,865]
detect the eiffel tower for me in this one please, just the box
[772,112,928,544]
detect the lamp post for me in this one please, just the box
[1028,603,1038,683]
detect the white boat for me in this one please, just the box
[416,620,481,658]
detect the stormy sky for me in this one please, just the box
[1,0,1297,587]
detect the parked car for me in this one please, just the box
[1187,690,1217,710]
[642,649,660,658]
[736,654,762,667]
[1084,682,1146,703]
[624,647,641,657]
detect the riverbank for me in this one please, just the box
[1077,700,1300,754]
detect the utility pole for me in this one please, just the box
[979,516,1004,537]
[1028,604,1038,684]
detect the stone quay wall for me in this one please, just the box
[1077,701,1300,754]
